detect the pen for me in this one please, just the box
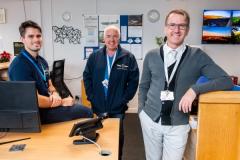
[0,137,31,145]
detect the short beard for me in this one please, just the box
[30,48,41,52]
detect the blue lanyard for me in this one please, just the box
[106,51,117,78]
[21,51,47,82]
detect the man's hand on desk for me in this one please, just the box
[179,88,197,113]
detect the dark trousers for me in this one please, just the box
[39,104,93,124]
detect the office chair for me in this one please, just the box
[197,76,240,90]
[50,59,73,98]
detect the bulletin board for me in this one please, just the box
[83,14,143,59]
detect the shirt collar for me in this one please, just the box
[163,43,186,68]
[164,43,186,60]
[21,49,40,62]
[163,43,186,55]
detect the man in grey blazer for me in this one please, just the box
[138,9,233,160]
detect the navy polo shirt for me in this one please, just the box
[8,50,50,97]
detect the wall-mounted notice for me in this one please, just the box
[83,14,143,60]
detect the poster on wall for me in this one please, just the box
[83,14,143,60]
[0,8,6,24]
[99,15,120,47]
[123,15,143,59]
[99,15,120,31]
[84,15,99,47]
[83,15,99,59]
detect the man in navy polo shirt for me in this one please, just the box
[83,25,139,159]
[9,20,93,124]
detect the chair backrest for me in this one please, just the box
[191,76,239,115]
[196,76,209,84]
[196,76,240,91]
[232,85,240,91]
[51,59,65,81]
[50,59,73,98]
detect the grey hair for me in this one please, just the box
[103,25,120,39]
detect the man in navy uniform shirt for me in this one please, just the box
[9,20,93,124]
[83,25,139,159]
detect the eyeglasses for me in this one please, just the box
[167,23,188,30]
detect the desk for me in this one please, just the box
[196,91,240,160]
[184,91,240,160]
[0,62,9,80]
[0,118,119,160]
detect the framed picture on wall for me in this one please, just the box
[13,42,24,56]
[202,10,240,44]
[0,8,6,24]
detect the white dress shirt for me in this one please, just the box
[162,43,187,87]
[163,43,186,67]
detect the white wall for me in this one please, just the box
[0,0,41,52]
[1,0,240,112]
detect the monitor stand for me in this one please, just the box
[73,131,99,145]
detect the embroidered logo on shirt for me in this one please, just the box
[116,64,128,70]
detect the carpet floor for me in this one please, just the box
[122,113,145,160]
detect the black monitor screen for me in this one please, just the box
[0,81,41,133]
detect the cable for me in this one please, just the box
[81,135,102,153]
[0,137,31,145]
[95,0,98,14]
[51,0,55,60]
[39,0,45,57]
[22,0,27,21]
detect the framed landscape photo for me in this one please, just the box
[202,10,240,44]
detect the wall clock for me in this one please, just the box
[62,11,71,22]
[147,9,160,23]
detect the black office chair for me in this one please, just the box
[50,59,73,98]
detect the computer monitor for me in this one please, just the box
[0,81,41,133]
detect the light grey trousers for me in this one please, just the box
[139,110,190,160]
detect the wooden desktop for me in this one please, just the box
[0,62,9,80]
[0,118,119,160]
[0,62,9,70]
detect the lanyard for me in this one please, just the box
[21,51,47,82]
[106,51,117,77]
[164,51,182,90]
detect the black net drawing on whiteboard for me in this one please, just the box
[52,25,82,44]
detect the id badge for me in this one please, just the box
[102,79,109,89]
[160,90,174,101]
